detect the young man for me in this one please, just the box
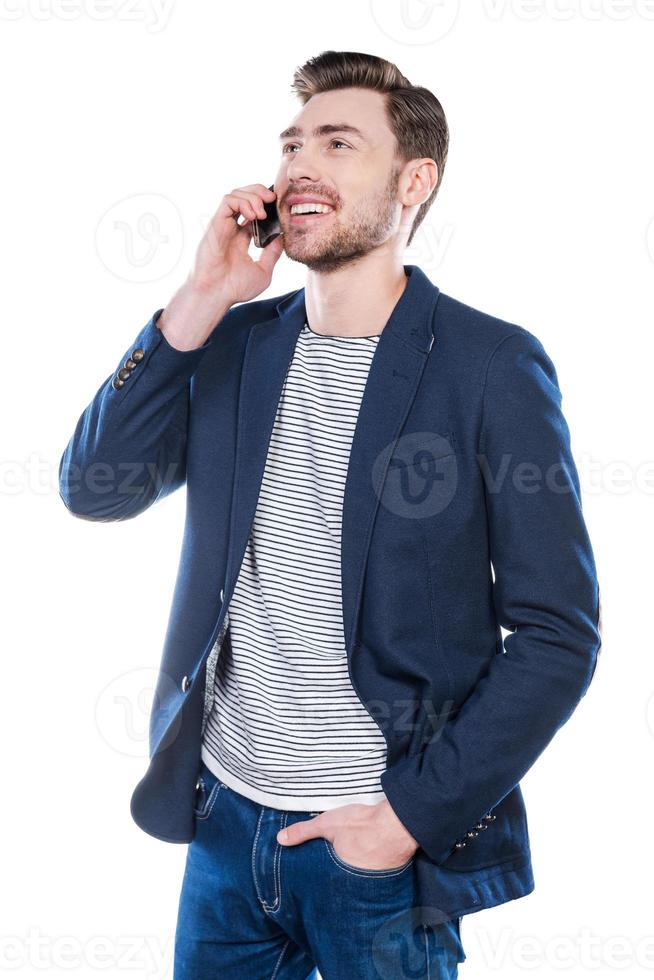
[59,51,601,980]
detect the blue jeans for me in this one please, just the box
[174,760,466,979]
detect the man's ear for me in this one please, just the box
[403,158,438,207]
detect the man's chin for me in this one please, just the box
[282,244,329,267]
[283,242,371,274]
[284,252,341,274]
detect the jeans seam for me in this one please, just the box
[194,780,224,821]
[323,838,414,878]
[263,812,288,913]
[251,808,266,908]
[270,938,291,980]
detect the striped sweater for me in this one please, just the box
[200,320,389,810]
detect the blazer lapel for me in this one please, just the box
[222,299,306,601]
[223,264,442,655]
[339,266,441,651]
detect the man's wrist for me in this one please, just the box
[375,798,420,852]
[157,278,234,351]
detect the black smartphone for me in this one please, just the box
[251,184,282,248]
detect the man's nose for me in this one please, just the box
[285,145,323,184]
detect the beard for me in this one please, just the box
[281,166,402,274]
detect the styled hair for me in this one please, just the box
[290,50,449,246]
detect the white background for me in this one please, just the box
[2,1,653,977]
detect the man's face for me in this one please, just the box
[275,87,406,273]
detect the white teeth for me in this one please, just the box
[290,202,334,215]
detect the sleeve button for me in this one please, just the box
[131,348,145,362]
[117,367,132,381]
[112,377,124,389]
[181,675,191,692]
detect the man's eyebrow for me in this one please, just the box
[278,123,367,142]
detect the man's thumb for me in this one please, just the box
[276,817,319,846]
[258,232,284,275]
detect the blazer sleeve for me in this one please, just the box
[59,309,216,522]
[380,330,602,864]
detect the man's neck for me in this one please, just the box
[303,255,409,339]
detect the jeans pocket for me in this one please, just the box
[193,764,225,820]
[323,838,415,877]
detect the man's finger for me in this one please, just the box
[277,815,322,846]
[257,232,285,276]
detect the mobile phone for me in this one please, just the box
[251,184,282,248]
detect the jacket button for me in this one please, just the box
[131,348,145,362]
[124,358,136,370]
[112,377,124,389]
[181,675,191,692]
[220,588,224,602]
[117,367,132,381]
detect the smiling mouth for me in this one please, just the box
[288,210,334,224]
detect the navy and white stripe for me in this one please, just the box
[200,321,389,810]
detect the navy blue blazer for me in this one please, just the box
[59,264,601,919]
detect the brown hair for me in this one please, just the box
[290,50,449,247]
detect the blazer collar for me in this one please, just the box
[274,263,439,353]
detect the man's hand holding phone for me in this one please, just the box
[158,184,284,351]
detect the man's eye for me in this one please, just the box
[282,140,350,154]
